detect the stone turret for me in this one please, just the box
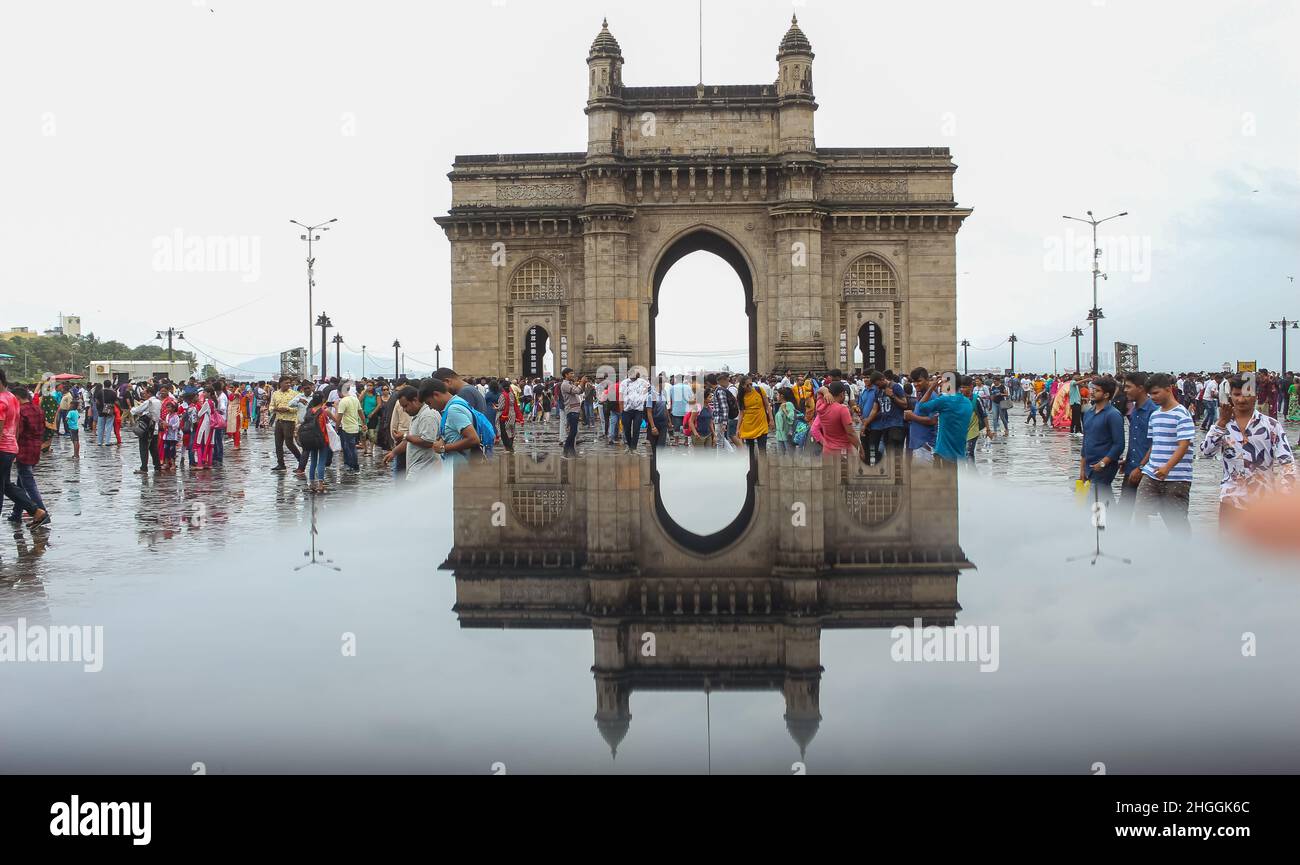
[776,14,816,155]
[586,18,625,157]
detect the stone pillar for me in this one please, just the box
[770,205,827,372]
[579,209,637,376]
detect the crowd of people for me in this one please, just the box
[2,362,1295,534]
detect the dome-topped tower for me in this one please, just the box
[587,18,624,101]
[777,13,814,59]
[589,17,622,58]
[775,14,816,155]
[776,14,814,98]
[586,18,625,158]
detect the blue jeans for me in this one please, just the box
[341,430,359,469]
[213,429,225,463]
[565,411,580,453]
[97,414,114,445]
[7,462,44,518]
[1201,402,1217,430]
[621,409,643,450]
[307,448,327,481]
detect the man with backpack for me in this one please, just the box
[428,377,492,460]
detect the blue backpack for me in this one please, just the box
[439,395,496,455]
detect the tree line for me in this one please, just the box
[0,333,197,381]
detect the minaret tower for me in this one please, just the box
[585,18,625,158]
[775,14,816,155]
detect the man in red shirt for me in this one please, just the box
[0,370,50,528]
[6,385,48,523]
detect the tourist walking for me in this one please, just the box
[1135,373,1195,533]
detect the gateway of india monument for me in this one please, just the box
[435,16,971,378]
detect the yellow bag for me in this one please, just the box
[1074,479,1091,500]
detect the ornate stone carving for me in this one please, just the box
[497,183,579,202]
[829,177,908,197]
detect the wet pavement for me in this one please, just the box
[2,405,1297,773]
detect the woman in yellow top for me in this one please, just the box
[736,376,774,451]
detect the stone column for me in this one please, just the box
[770,204,827,372]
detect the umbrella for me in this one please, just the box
[0,353,14,359]
[52,373,83,380]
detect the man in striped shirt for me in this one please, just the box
[1136,373,1194,533]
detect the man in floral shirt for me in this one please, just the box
[1199,374,1295,524]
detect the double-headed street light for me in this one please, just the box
[291,218,338,379]
[1008,333,1018,375]
[1070,326,1084,374]
[1268,317,1298,376]
[316,313,333,382]
[1063,210,1127,373]
[959,339,970,374]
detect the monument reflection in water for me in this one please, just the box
[441,447,972,759]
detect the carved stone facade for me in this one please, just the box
[435,16,972,377]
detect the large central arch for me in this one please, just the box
[649,228,758,373]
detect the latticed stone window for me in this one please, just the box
[843,254,897,298]
[511,488,567,530]
[510,259,564,302]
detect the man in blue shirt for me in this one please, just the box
[864,370,905,463]
[1079,377,1125,500]
[908,372,973,464]
[904,367,938,457]
[429,378,484,461]
[1118,371,1157,517]
[669,376,689,436]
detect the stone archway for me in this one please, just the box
[522,324,550,377]
[650,227,758,373]
[434,16,970,379]
[858,320,885,372]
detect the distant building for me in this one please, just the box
[44,313,82,338]
[0,327,40,340]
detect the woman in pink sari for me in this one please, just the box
[1050,376,1072,429]
[192,387,215,468]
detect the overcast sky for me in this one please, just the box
[2,0,1296,375]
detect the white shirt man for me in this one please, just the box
[621,375,650,411]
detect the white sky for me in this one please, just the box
[2,0,1297,375]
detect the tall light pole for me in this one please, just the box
[1063,210,1127,374]
[392,339,401,379]
[316,312,332,382]
[1268,317,1298,376]
[435,344,442,371]
[332,333,344,380]
[1008,333,1018,375]
[155,327,184,362]
[959,339,970,374]
[291,218,338,380]
[361,345,366,379]
[1070,326,1084,373]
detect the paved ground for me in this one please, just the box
[1,404,1293,595]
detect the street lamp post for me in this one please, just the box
[392,339,401,379]
[332,333,344,380]
[435,344,442,370]
[316,313,332,382]
[361,345,366,379]
[1268,317,1298,377]
[291,218,338,380]
[1070,326,1084,373]
[155,327,184,363]
[1063,210,1127,374]
[960,339,970,374]
[1008,334,1018,375]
